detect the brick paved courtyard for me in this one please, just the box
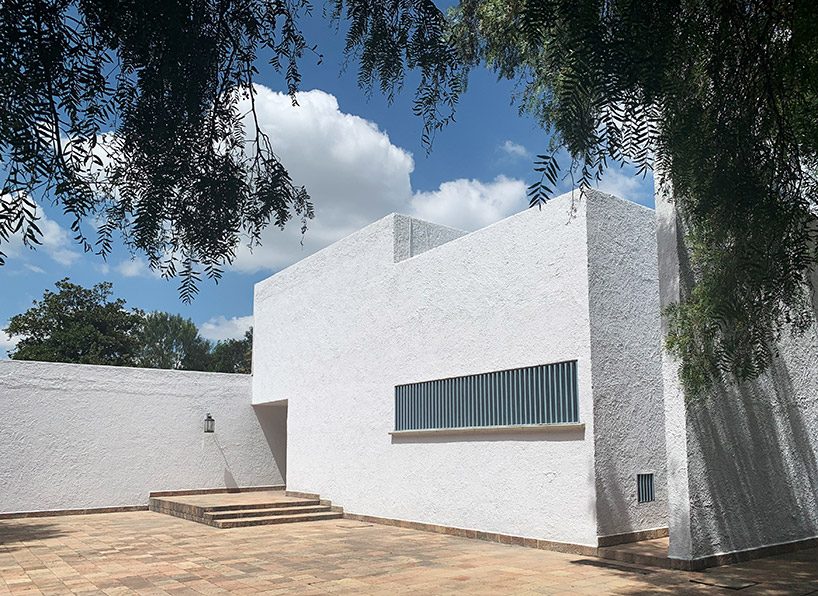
[1,512,817,595]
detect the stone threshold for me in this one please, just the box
[389,423,585,437]
[598,527,669,547]
[149,485,285,498]
[0,505,148,520]
[678,535,818,571]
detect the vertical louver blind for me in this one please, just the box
[394,361,579,431]
[637,474,655,503]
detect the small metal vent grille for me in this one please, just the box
[637,474,655,503]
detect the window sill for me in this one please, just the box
[389,423,584,437]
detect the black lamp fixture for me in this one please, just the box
[204,413,215,433]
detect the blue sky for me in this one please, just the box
[0,11,654,356]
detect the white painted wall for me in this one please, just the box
[254,191,665,546]
[393,214,466,262]
[0,361,285,514]
[586,191,668,538]
[656,184,695,560]
[657,191,818,561]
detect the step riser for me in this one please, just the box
[150,504,207,525]
[203,500,321,512]
[149,498,321,518]
[216,513,343,528]
[205,506,332,520]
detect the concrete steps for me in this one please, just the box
[213,510,343,528]
[204,499,322,512]
[149,489,343,528]
[205,505,329,520]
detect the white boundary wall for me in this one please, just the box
[0,361,285,514]
[657,190,818,561]
[253,190,666,546]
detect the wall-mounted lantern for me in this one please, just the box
[204,413,215,433]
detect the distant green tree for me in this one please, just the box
[136,311,212,371]
[209,328,253,374]
[5,278,142,365]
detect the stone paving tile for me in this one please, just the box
[1,512,817,595]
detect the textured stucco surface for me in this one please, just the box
[0,361,285,514]
[657,191,818,561]
[684,334,818,560]
[253,191,666,546]
[586,191,667,538]
[656,185,695,560]
[393,214,466,262]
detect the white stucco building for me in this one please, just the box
[252,190,668,550]
[3,186,817,571]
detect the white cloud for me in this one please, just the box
[232,87,528,272]
[24,263,45,274]
[37,213,81,266]
[232,87,415,273]
[411,175,527,231]
[2,94,544,277]
[0,325,19,359]
[200,315,253,341]
[500,140,531,159]
[0,198,80,267]
[115,257,160,278]
[2,89,531,276]
[596,168,654,206]
[116,258,144,277]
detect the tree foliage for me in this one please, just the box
[210,328,253,373]
[4,279,252,372]
[0,0,315,301]
[331,0,467,148]
[136,311,212,370]
[5,278,143,364]
[334,0,818,394]
[4,1,817,392]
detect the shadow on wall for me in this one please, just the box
[210,436,240,489]
[673,208,818,558]
[686,353,818,558]
[595,465,631,538]
[254,403,288,485]
[592,411,668,536]
[223,469,238,489]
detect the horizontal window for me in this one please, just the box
[394,361,579,431]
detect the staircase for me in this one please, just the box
[149,488,343,528]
